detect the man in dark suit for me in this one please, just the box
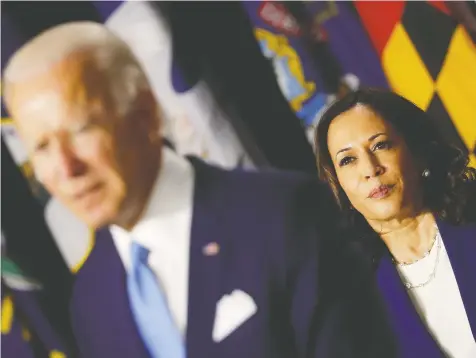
[4,21,394,358]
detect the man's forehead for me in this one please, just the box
[11,87,94,142]
[11,75,71,119]
[16,90,67,118]
[11,58,106,118]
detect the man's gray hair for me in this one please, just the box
[3,21,150,116]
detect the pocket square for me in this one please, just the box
[212,289,257,343]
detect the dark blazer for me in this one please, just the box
[376,220,476,357]
[70,157,394,358]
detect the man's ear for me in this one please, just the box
[129,89,160,141]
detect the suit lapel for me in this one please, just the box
[437,220,476,340]
[376,256,444,357]
[77,158,227,358]
[73,229,150,357]
[186,159,226,358]
[376,220,476,356]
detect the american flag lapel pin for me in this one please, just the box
[203,242,220,256]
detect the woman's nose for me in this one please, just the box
[361,155,385,179]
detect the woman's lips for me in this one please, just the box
[368,184,394,199]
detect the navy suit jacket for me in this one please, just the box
[70,157,395,358]
[376,220,476,357]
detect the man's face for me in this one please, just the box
[8,55,159,229]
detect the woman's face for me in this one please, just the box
[327,104,422,222]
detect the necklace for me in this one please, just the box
[400,230,442,290]
[392,226,438,266]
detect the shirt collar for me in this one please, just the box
[110,147,194,250]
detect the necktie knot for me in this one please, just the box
[131,241,150,264]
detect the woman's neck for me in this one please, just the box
[368,211,438,264]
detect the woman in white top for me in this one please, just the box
[314,89,476,358]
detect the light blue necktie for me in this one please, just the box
[127,241,186,358]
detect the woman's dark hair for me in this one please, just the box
[315,89,475,251]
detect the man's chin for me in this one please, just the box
[77,208,114,230]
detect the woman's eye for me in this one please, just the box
[339,156,354,167]
[373,140,392,151]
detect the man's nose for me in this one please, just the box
[52,141,86,180]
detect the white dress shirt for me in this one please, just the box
[397,235,476,358]
[110,147,195,336]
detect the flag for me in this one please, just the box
[93,1,255,170]
[243,1,329,128]
[305,1,389,89]
[355,0,476,166]
[243,1,390,144]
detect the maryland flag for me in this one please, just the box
[355,1,476,166]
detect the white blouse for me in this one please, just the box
[396,233,476,357]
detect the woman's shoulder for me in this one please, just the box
[437,218,476,243]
